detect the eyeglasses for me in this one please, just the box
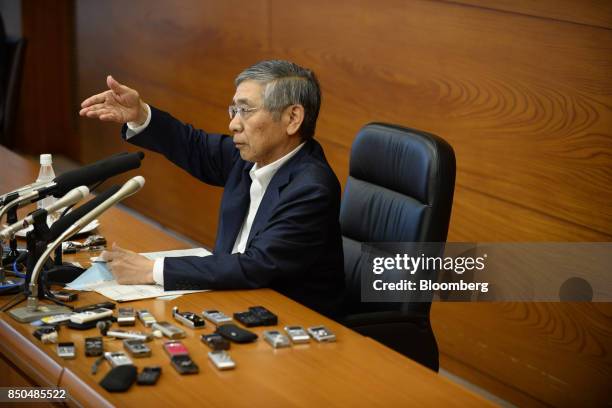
[228,105,261,120]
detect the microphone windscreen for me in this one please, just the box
[48,185,121,241]
[52,152,144,197]
[96,320,111,335]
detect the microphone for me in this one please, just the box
[0,186,90,241]
[0,189,42,223]
[58,176,145,236]
[26,176,145,307]
[47,185,121,242]
[0,151,143,215]
[50,151,144,197]
[0,180,55,207]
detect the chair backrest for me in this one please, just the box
[341,123,456,313]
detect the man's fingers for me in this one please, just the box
[111,243,131,257]
[99,243,124,262]
[80,91,108,108]
[112,243,134,254]
[80,103,105,114]
[97,109,117,122]
[99,250,113,262]
[107,75,128,95]
[80,100,110,116]
[106,75,117,90]
[82,107,121,122]
[79,107,97,116]
[85,110,100,118]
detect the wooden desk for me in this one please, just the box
[0,146,491,407]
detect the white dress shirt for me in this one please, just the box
[126,105,305,286]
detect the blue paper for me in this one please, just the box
[66,262,114,290]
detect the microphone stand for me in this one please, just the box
[0,275,28,313]
[45,204,86,285]
[25,210,52,289]
[4,207,21,265]
[4,209,78,310]
[0,246,24,301]
[3,210,73,320]
[0,186,90,313]
[39,239,85,286]
[0,209,67,316]
[0,195,28,295]
[1,192,30,267]
[6,176,144,322]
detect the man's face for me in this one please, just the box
[229,80,294,167]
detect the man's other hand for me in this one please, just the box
[79,75,148,125]
[100,243,155,285]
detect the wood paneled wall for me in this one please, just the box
[74,1,612,406]
[12,0,79,159]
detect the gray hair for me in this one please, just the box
[235,60,321,140]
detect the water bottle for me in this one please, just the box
[36,154,58,222]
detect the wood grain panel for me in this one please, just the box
[448,185,612,242]
[59,369,114,408]
[0,319,63,388]
[0,355,34,386]
[266,0,612,242]
[0,355,55,408]
[440,0,612,29]
[439,353,550,408]
[14,0,78,159]
[432,302,612,407]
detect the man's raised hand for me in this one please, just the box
[79,75,148,125]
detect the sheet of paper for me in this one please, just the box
[90,247,212,263]
[66,247,212,300]
[92,280,206,302]
[141,247,212,260]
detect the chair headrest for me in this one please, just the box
[350,123,455,205]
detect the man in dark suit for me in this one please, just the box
[80,60,344,317]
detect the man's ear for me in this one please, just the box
[285,105,305,136]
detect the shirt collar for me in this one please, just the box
[249,142,305,187]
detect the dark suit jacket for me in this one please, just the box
[123,106,345,318]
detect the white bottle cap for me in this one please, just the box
[40,154,53,165]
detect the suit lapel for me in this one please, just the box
[246,141,315,247]
[215,163,253,253]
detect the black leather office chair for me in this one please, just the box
[340,123,456,372]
